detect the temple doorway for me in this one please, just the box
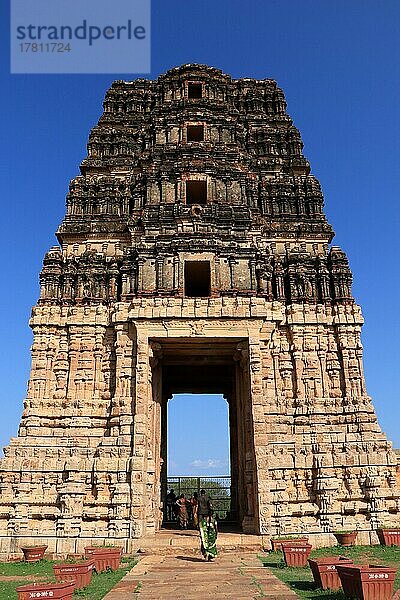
[149,337,259,533]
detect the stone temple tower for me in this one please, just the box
[1,64,399,555]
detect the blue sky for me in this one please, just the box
[1,1,400,475]
[168,395,230,477]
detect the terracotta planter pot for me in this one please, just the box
[53,559,94,589]
[377,528,400,546]
[84,546,123,572]
[17,581,75,600]
[336,564,396,600]
[20,545,48,562]
[281,542,312,567]
[308,556,353,590]
[270,537,308,551]
[333,531,357,546]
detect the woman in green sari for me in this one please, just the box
[198,490,218,560]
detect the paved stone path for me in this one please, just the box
[104,552,298,599]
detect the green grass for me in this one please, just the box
[0,559,54,577]
[259,546,400,600]
[0,581,32,600]
[0,557,137,600]
[73,559,137,599]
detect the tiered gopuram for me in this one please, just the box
[1,64,399,555]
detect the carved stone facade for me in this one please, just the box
[1,64,399,555]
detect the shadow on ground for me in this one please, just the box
[176,555,205,563]
[290,581,317,591]
[288,580,346,599]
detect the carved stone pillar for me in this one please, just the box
[128,328,150,538]
[228,257,237,290]
[173,254,180,292]
[292,344,305,400]
[156,256,164,291]
[67,335,80,401]
[249,258,257,291]
[93,329,104,399]
[137,257,146,293]
[112,324,134,436]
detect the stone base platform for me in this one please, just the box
[0,529,261,561]
[137,528,264,555]
[136,527,381,556]
[0,527,381,560]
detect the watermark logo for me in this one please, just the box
[11,0,150,74]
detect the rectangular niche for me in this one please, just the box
[187,82,203,99]
[185,180,207,205]
[187,124,205,142]
[184,261,211,297]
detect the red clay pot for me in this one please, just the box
[308,556,353,590]
[336,564,396,600]
[53,559,94,589]
[281,542,312,567]
[84,546,123,572]
[333,531,357,546]
[377,528,400,546]
[20,545,48,562]
[17,581,75,600]
[270,537,308,551]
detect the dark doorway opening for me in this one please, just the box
[186,180,207,205]
[184,261,211,297]
[187,82,203,99]
[187,124,205,142]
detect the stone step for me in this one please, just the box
[136,530,263,556]
[136,544,263,555]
